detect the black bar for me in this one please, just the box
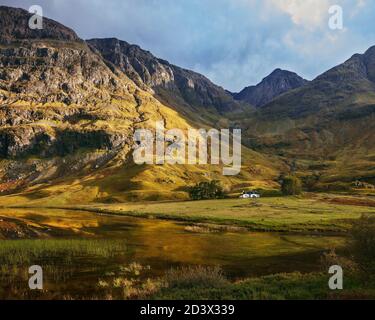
[0,300,372,319]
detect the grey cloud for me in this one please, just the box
[0,0,374,91]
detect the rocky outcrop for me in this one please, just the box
[0,6,145,193]
[0,126,130,158]
[0,45,134,105]
[234,69,308,107]
[88,38,174,90]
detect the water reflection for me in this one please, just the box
[0,208,345,279]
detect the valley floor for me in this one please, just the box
[0,192,374,300]
[32,193,375,234]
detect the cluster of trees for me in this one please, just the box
[302,173,321,191]
[280,175,302,196]
[189,180,225,201]
[189,174,360,200]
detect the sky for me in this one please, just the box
[2,0,375,91]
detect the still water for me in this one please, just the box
[0,208,344,298]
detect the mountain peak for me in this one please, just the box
[270,68,283,74]
[269,68,296,76]
[0,5,80,44]
[234,69,308,107]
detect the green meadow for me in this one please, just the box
[50,193,375,233]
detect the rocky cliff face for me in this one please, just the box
[88,38,174,90]
[88,38,247,114]
[0,10,137,160]
[0,44,133,105]
[234,69,308,107]
[0,6,173,193]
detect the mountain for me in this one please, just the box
[261,48,375,118]
[237,49,375,184]
[234,69,308,107]
[0,6,280,203]
[0,8,139,159]
[1,4,373,202]
[87,38,250,123]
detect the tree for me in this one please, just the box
[281,176,302,195]
[189,180,224,200]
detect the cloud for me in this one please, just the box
[0,0,374,91]
[268,0,331,30]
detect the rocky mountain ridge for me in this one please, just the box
[235,47,375,184]
[88,38,248,116]
[233,69,308,107]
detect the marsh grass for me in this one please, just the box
[0,239,127,265]
[0,239,128,299]
[164,266,229,289]
[153,270,375,300]
[97,263,161,300]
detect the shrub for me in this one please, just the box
[281,176,302,196]
[350,215,375,275]
[256,189,282,197]
[164,266,228,289]
[319,182,351,192]
[302,173,321,191]
[320,249,358,275]
[97,263,161,300]
[188,180,225,200]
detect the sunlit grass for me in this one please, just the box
[64,194,375,233]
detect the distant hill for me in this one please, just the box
[261,47,375,118]
[237,48,375,185]
[233,69,308,107]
